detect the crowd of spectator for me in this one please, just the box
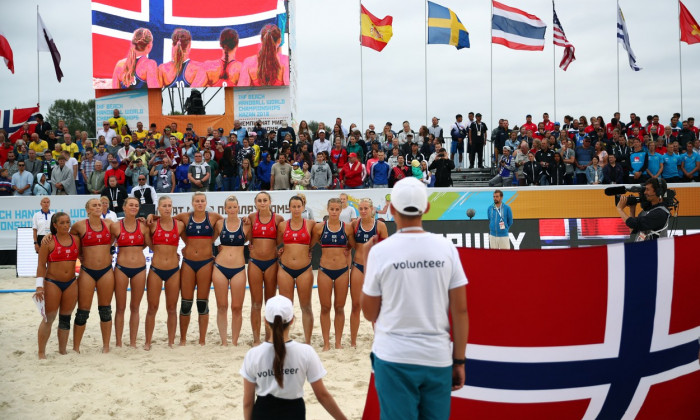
[1,110,699,203]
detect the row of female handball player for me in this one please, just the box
[34,192,387,358]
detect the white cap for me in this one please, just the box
[390,177,428,216]
[265,296,294,324]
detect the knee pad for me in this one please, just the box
[180,299,193,316]
[197,299,209,316]
[58,314,71,330]
[74,309,90,326]
[98,305,112,322]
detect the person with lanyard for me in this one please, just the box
[240,296,347,420]
[144,196,185,350]
[99,196,119,222]
[71,198,116,354]
[130,173,158,205]
[149,192,223,345]
[310,198,356,351]
[276,196,316,345]
[487,190,513,249]
[110,197,151,348]
[361,177,469,420]
[212,195,251,346]
[247,192,285,346]
[349,198,388,347]
[450,114,467,169]
[33,197,55,254]
[35,212,81,359]
[468,113,488,169]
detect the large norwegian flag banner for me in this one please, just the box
[1,106,39,143]
[363,234,700,419]
[91,0,288,89]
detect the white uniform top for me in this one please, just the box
[32,210,55,235]
[363,232,468,367]
[339,206,356,223]
[240,341,326,399]
[101,211,118,222]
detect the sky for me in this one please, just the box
[1,0,699,131]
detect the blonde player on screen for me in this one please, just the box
[112,28,159,89]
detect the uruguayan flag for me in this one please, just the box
[617,5,642,71]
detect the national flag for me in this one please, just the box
[363,234,700,419]
[91,0,288,87]
[360,4,393,52]
[552,3,575,70]
[679,1,700,45]
[0,107,39,143]
[492,1,546,51]
[427,1,470,50]
[37,12,64,82]
[0,30,14,74]
[617,5,642,71]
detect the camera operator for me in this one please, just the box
[429,147,455,187]
[616,178,671,241]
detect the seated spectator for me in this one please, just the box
[488,146,515,187]
[586,156,604,185]
[513,141,529,186]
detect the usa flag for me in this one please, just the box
[553,3,575,71]
[91,0,287,88]
[363,234,700,419]
[0,106,38,142]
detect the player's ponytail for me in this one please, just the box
[257,24,281,85]
[123,28,152,87]
[171,28,192,76]
[271,315,288,388]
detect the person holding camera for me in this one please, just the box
[616,178,671,241]
[429,147,455,187]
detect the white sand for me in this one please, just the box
[0,267,373,420]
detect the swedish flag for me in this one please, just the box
[428,1,470,49]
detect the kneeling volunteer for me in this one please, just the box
[240,296,347,420]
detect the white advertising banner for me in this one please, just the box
[95,90,149,134]
[0,190,394,251]
[234,87,292,131]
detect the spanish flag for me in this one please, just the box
[360,5,393,52]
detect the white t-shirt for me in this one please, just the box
[363,232,468,367]
[32,210,55,235]
[339,206,356,223]
[240,341,326,400]
[101,211,118,222]
[67,157,79,180]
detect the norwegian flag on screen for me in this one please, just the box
[1,106,38,142]
[91,0,286,85]
[363,234,700,419]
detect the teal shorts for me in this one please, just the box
[372,353,453,420]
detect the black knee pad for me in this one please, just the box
[180,299,193,316]
[98,305,112,322]
[197,299,209,315]
[58,314,71,330]
[74,309,90,326]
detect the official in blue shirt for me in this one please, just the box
[680,142,700,181]
[11,162,34,196]
[645,143,664,180]
[629,139,648,182]
[487,190,513,249]
[661,148,681,183]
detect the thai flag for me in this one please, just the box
[492,1,546,51]
[363,234,700,419]
[91,0,287,85]
[0,107,39,142]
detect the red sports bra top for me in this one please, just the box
[152,219,180,247]
[283,219,311,245]
[82,220,111,247]
[116,220,145,247]
[47,235,79,262]
[252,212,277,239]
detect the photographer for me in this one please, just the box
[429,147,455,187]
[616,178,671,241]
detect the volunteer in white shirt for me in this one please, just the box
[338,193,356,223]
[240,296,347,420]
[33,197,55,253]
[361,177,469,420]
[99,196,119,222]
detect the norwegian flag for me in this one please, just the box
[91,0,287,87]
[1,106,39,142]
[553,3,575,71]
[363,234,700,419]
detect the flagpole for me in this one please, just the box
[489,0,493,172]
[552,1,557,123]
[616,0,620,113]
[677,0,684,118]
[424,0,428,126]
[37,5,40,109]
[359,0,365,133]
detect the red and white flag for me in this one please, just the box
[553,4,575,70]
[37,12,63,82]
[0,30,14,74]
[1,106,39,142]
